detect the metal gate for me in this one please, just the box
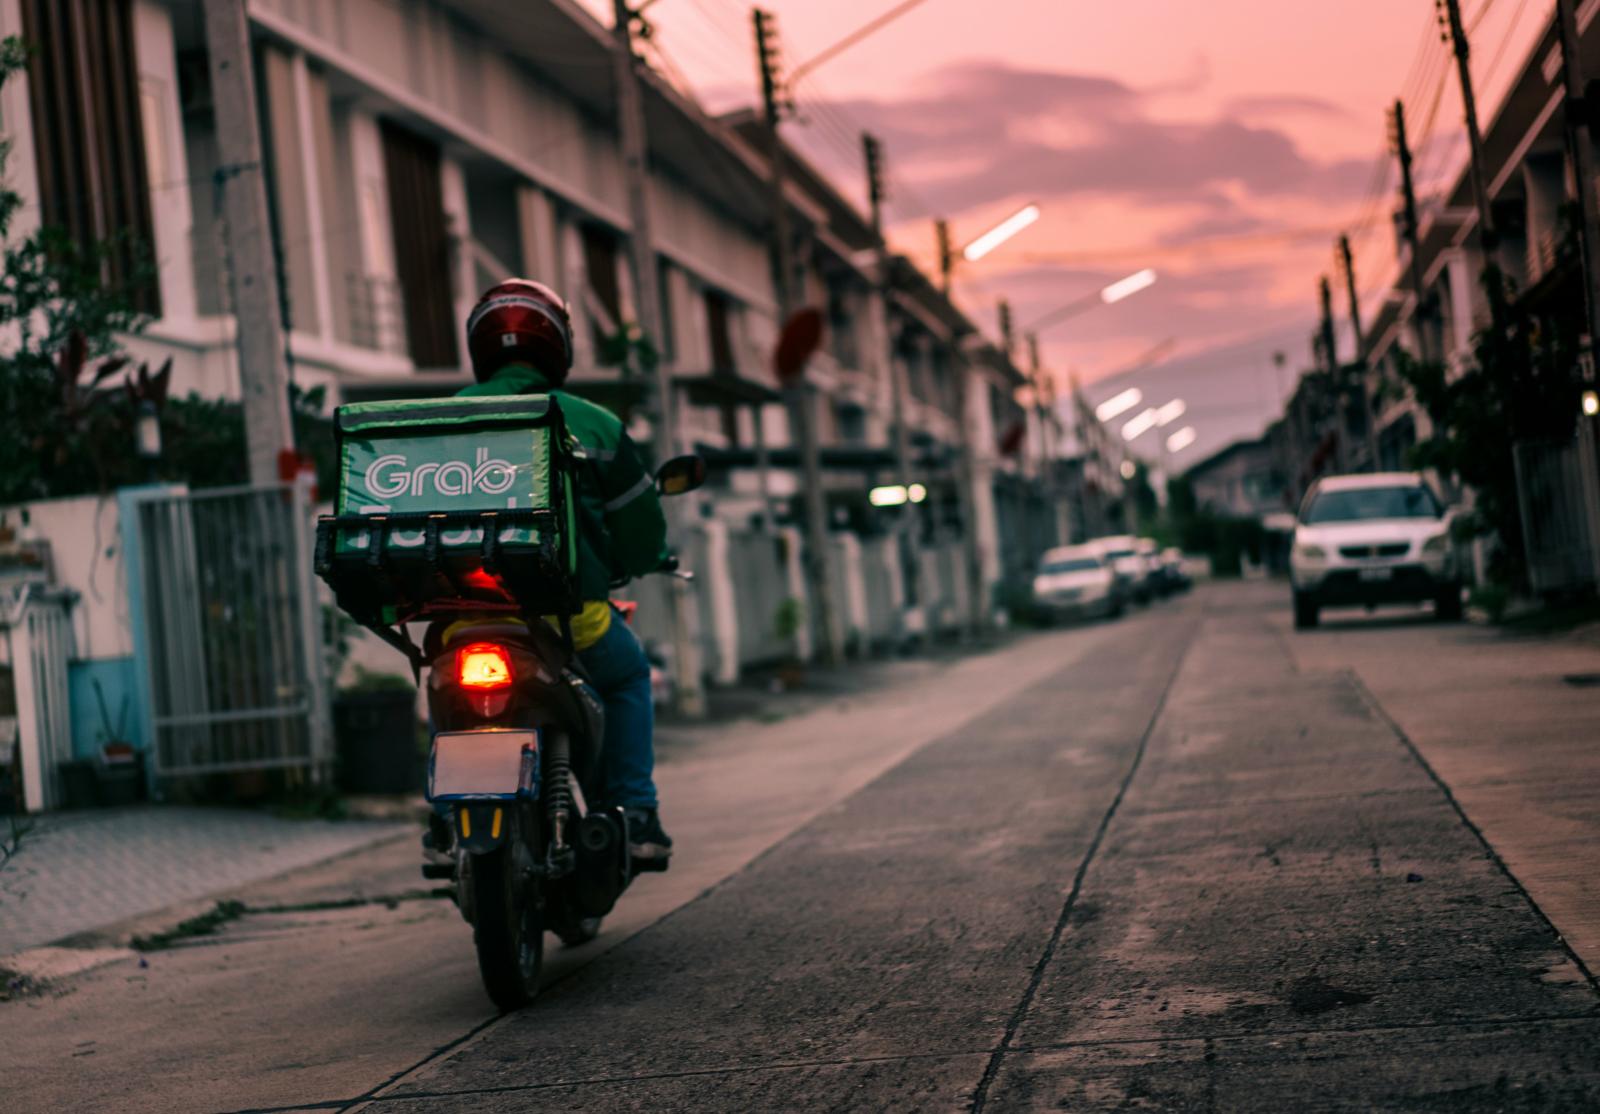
[1512,435,1600,595]
[129,481,331,785]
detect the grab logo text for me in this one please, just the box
[365,446,518,499]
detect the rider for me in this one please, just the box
[452,278,672,863]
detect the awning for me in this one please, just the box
[676,373,781,406]
[696,444,897,471]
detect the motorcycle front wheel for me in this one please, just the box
[469,846,543,1011]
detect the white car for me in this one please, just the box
[1289,472,1462,629]
[1090,535,1150,603]
[1033,544,1125,622]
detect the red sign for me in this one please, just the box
[774,307,825,386]
[999,421,1027,457]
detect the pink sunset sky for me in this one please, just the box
[579,0,1546,458]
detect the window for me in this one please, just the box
[380,120,457,368]
[22,0,159,314]
[1302,485,1441,524]
[656,258,675,364]
[705,289,735,374]
[1041,558,1103,574]
[828,287,858,368]
[581,223,621,344]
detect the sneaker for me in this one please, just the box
[624,808,673,862]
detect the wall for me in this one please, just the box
[1,493,150,762]
[2,495,133,659]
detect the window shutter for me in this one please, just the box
[379,120,458,369]
[21,0,160,315]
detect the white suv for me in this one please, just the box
[1289,473,1461,629]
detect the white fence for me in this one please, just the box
[613,523,974,683]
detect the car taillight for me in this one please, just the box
[458,642,513,691]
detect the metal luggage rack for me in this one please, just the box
[315,507,577,674]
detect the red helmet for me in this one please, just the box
[466,279,573,384]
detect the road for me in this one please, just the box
[5,581,1600,1111]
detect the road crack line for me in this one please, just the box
[968,612,1203,1113]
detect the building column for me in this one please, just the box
[132,0,199,325]
[289,50,335,341]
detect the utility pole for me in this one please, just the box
[201,0,294,487]
[1553,0,1600,588]
[755,8,842,665]
[1390,100,1434,363]
[865,132,919,609]
[1339,233,1381,470]
[1028,333,1059,543]
[1440,0,1506,328]
[935,219,953,294]
[612,0,705,715]
[998,299,1014,358]
[1318,275,1348,473]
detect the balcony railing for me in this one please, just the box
[345,273,408,356]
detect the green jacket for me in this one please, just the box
[457,364,667,600]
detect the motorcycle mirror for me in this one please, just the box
[656,454,707,496]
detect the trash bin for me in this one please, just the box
[94,743,145,807]
[334,689,423,794]
[59,758,98,810]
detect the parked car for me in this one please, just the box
[1092,535,1152,603]
[1136,537,1169,597]
[1289,472,1462,629]
[1159,547,1191,592]
[1032,545,1126,623]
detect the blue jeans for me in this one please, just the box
[576,607,658,812]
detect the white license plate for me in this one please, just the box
[429,730,537,800]
[1358,567,1394,582]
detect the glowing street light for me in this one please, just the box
[1095,387,1143,422]
[1121,407,1159,441]
[1123,397,1187,442]
[1583,389,1600,417]
[869,483,928,507]
[1166,426,1198,453]
[1153,398,1187,426]
[961,203,1042,263]
[1100,268,1158,305]
[1026,268,1160,336]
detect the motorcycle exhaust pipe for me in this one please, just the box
[572,810,628,917]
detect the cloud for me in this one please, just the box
[815,61,1371,214]
[1224,94,1353,120]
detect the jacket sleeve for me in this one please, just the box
[600,432,670,578]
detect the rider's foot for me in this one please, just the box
[624,808,673,862]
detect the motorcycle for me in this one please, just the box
[327,452,706,1011]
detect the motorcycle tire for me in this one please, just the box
[469,847,543,1011]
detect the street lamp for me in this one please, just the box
[1025,268,1159,337]
[961,204,1041,263]
[1095,387,1142,422]
[1121,398,1187,443]
[135,400,162,482]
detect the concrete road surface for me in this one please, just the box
[5,581,1599,1112]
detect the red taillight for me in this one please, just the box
[458,642,513,690]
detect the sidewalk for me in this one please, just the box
[0,806,410,955]
[0,628,1037,963]
[1276,583,1600,974]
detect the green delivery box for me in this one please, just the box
[318,395,580,621]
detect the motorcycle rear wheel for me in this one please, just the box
[469,847,543,1011]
